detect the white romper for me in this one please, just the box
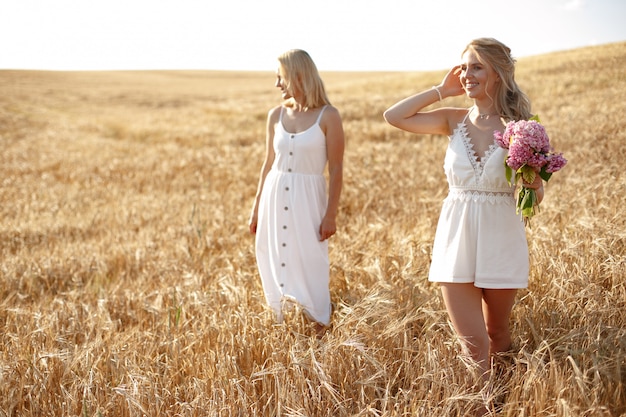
[255,106,332,324]
[428,110,529,289]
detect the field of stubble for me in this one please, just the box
[0,42,625,416]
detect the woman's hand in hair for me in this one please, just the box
[436,65,465,99]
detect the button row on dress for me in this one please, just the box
[280,164,291,288]
[288,134,294,171]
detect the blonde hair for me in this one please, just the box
[278,49,330,109]
[463,38,532,121]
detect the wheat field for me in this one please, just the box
[0,41,625,416]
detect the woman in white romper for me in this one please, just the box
[384,39,544,383]
[249,50,345,331]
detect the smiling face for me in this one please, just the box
[275,67,292,100]
[459,50,499,100]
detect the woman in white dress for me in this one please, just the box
[249,49,344,332]
[384,38,543,385]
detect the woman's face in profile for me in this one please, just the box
[275,67,293,100]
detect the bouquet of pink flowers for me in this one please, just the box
[494,116,567,225]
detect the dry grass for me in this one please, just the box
[0,42,625,416]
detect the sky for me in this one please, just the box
[1,0,625,72]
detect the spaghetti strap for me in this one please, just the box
[279,106,285,122]
[315,105,328,125]
[462,108,471,123]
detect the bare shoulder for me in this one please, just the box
[442,107,471,132]
[268,105,282,122]
[441,107,471,122]
[320,105,344,138]
[323,104,341,115]
[321,105,342,125]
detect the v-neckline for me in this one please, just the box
[457,122,499,177]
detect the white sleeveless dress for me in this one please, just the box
[428,110,529,288]
[255,106,331,324]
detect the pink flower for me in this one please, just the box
[493,130,509,149]
[546,153,567,173]
[494,117,567,225]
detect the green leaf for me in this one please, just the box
[521,166,536,184]
[517,187,539,225]
[530,114,541,122]
[516,187,526,214]
[520,188,536,216]
[539,166,552,182]
[505,164,513,185]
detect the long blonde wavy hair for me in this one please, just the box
[277,49,330,110]
[463,38,532,121]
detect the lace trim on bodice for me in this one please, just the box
[456,123,499,181]
[446,188,514,205]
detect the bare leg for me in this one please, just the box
[440,284,518,416]
[482,289,517,355]
[439,283,490,376]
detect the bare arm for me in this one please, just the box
[249,106,280,234]
[320,106,345,241]
[383,66,466,135]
